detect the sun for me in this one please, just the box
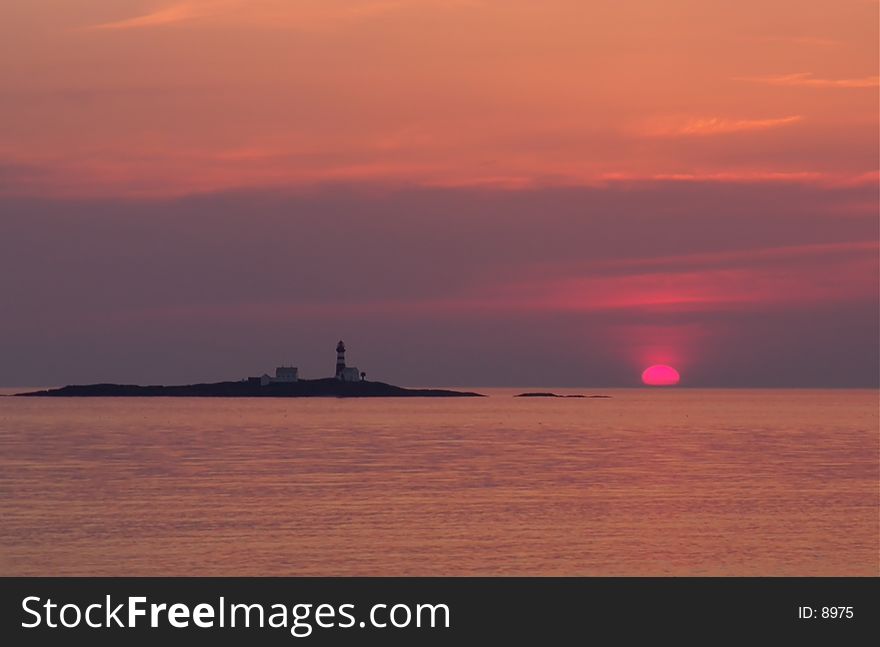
[642,364,680,386]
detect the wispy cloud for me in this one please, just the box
[86,0,479,31]
[736,72,879,89]
[599,170,826,184]
[483,248,878,315]
[640,115,803,137]
[88,3,207,30]
[757,36,840,47]
[529,241,879,279]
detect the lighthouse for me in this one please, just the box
[336,340,346,378]
[334,340,362,382]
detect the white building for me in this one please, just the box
[274,366,298,382]
[260,366,299,385]
[338,366,362,382]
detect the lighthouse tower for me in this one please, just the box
[335,340,346,378]
[334,340,362,382]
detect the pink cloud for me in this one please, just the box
[467,241,878,317]
[534,241,878,276]
[598,170,829,185]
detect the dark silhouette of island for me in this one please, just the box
[17,379,482,398]
[515,392,611,398]
[16,340,483,398]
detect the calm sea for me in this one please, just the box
[1,388,877,576]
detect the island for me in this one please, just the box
[515,392,611,398]
[17,379,482,398]
[16,340,483,398]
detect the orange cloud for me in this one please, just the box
[88,3,208,30]
[641,115,803,137]
[758,36,840,47]
[3,1,871,197]
[86,0,478,31]
[737,73,880,89]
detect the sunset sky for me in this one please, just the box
[1,0,877,386]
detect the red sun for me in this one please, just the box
[641,364,680,386]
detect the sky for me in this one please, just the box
[0,0,877,387]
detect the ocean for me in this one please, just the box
[1,388,877,576]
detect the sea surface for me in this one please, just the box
[1,388,877,576]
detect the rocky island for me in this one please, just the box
[515,392,611,398]
[18,378,481,398]
[17,340,483,398]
